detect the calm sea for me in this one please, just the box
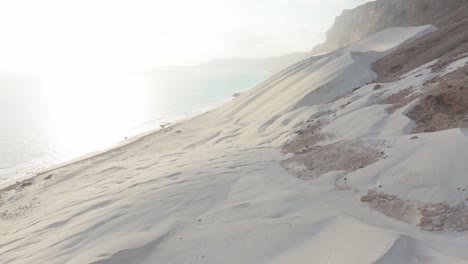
[0,68,269,183]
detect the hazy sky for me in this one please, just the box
[0,0,371,72]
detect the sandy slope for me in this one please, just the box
[199,52,309,74]
[0,25,467,264]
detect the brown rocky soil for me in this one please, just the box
[361,190,468,232]
[406,65,468,133]
[282,139,384,180]
[361,189,419,223]
[377,88,419,113]
[372,4,468,82]
[282,118,384,180]
[282,120,331,155]
[419,202,468,232]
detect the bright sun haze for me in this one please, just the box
[0,0,370,73]
[0,0,373,182]
[2,0,468,263]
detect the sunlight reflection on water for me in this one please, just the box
[0,69,269,182]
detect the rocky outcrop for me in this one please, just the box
[361,190,468,232]
[370,3,468,134]
[372,4,468,82]
[281,119,384,180]
[311,0,467,55]
[407,65,468,134]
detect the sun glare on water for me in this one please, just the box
[39,72,152,156]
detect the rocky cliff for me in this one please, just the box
[372,4,468,82]
[311,0,467,54]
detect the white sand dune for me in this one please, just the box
[0,25,467,264]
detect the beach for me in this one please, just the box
[0,69,269,184]
[0,25,467,264]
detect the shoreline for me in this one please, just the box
[0,105,217,191]
[0,68,270,189]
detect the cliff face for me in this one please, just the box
[372,4,468,82]
[311,0,467,54]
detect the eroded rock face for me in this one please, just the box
[361,190,418,223]
[377,87,418,113]
[361,190,468,232]
[282,120,330,155]
[282,137,384,180]
[406,65,468,133]
[311,0,467,55]
[419,202,468,232]
[373,4,468,82]
[369,3,468,133]
[372,65,468,134]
